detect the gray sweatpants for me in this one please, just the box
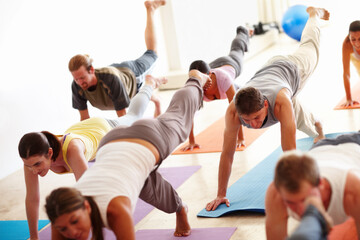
[268,16,321,137]
[209,26,249,78]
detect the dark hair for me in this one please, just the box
[45,187,104,240]
[274,150,320,193]
[18,131,61,161]
[349,20,360,33]
[234,87,265,115]
[189,60,211,74]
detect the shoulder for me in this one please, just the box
[342,37,353,52]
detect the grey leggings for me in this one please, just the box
[209,26,249,78]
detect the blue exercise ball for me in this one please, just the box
[281,5,309,41]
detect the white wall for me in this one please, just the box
[0,0,260,179]
[0,0,165,179]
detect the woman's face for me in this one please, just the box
[23,149,53,177]
[53,203,92,240]
[349,31,360,50]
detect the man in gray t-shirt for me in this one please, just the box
[206,6,330,211]
[69,1,165,121]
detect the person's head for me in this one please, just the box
[69,54,96,90]
[45,187,104,240]
[234,87,268,128]
[18,131,61,177]
[189,60,210,74]
[274,150,321,217]
[349,21,360,50]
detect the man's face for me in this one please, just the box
[349,31,360,51]
[279,180,319,217]
[239,101,268,128]
[72,66,94,90]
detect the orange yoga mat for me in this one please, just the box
[328,218,357,240]
[172,116,268,155]
[334,81,360,110]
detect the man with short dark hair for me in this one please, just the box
[206,6,329,211]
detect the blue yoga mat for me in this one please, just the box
[0,220,49,240]
[197,132,354,218]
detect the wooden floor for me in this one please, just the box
[1,25,360,240]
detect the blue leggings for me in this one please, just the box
[111,50,158,88]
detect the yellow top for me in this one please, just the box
[60,117,112,173]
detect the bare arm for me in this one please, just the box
[66,139,89,181]
[342,37,358,106]
[116,109,127,118]
[206,102,240,211]
[24,167,40,240]
[225,86,245,147]
[265,182,288,240]
[107,196,135,240]
[181,122,200,151]
[343,171,360,240]
[79,109,90,121]
[274,89,296,151]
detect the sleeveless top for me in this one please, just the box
[239,60,300,128]
[59,117,112,173]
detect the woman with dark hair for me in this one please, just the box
[44,70,209,239]
[182,26,253,151]
[18,75,166,240]
[342,20,360,107]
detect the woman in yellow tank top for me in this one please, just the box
[342,20,360,107]
[17,75,166,239]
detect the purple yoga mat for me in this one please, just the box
[133,165,201,225]
[135,227,237,240]
[40,227,237,240]
[39,165,201,239]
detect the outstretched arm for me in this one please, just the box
[181,122,200,151]
[79,109,90,121]
[344,171,360,240]
[225,86,245,148]
[342,37,359,107]
[66,139,89,181]
[24,167,40,240]
[206,102,240,211]
[107,196,135,240]
[265,182,288,240]
[275,89,296,151]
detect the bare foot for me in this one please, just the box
[306,6,330,21]
[174,205,191,237]
[188,69,211,88]
[145,0,166,12]
[145,75,168,89]
[314,121,325,143]
[151,94,161,117]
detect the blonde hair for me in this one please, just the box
[68,54,93,72]
[274,150,320,193]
